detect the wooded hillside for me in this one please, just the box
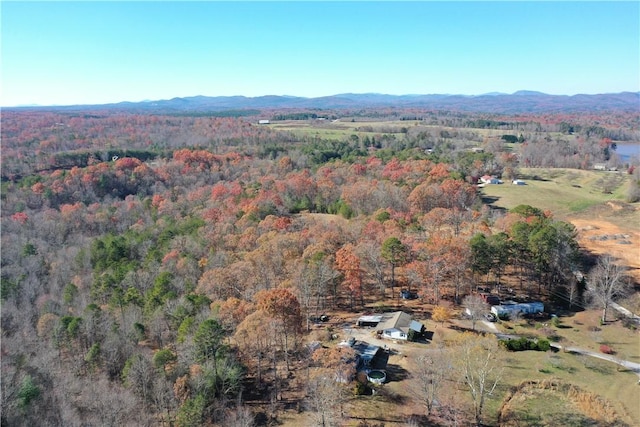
[2,109,638,426]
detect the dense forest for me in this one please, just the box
[1,107,639,426]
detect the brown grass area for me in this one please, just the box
[569,217,640,283]
[498,379,625,426]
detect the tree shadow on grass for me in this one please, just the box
[384,363,410,382]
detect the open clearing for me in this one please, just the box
[480,167,640,282]
[282,302,640,427]
[480,168,633,217]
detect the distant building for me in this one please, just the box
[480,175,503,184]
[258,119,270,125]
[593,163,607,171]
[512,179,526,185]
[491,301,544,318]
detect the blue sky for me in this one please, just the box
[2,1,639,106]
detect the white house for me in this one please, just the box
[377,311,424,341]
[258,119,270,125]
[356,311,424,341]
[480,175,503,185]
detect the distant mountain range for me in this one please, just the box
[9,91,640,114]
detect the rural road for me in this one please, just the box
[549,343,640,379]
[459,319,640,380]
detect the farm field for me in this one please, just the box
[479,167,640,282]
[479,167,634,218]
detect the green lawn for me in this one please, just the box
[269,121,406,142]
[479,168,631,218]
[407,314,639,426]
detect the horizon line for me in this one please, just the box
[3,90,639,109]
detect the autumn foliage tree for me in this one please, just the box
[255,288,302,372]
[335,244,364,309]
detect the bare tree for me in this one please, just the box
[452,333,504,426]
[462,294,490,331]
[411,347,452,417]
[358,241,387,296]
[587,256,630,323]
[224,404,255,427]
[305,374,345,427]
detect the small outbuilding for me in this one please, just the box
[480,175,503,185]
[512,179,526,185]
[356,315,383,327]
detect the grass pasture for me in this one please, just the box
[441,315,640,426]
[486,310,640,425]
[485,350,639,426]
[480,167,633,218]
[268,119,413,142]
[269,121,362,141]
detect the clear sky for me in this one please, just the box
[2,1,639,106]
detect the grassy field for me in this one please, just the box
[480,168,634,218]
[268,119,508,142]
[344,311,640,426]
[486,309,640,425]
[268,120,411,142]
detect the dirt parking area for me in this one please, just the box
[570,218,640,283]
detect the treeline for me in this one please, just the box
[3,109,638,182]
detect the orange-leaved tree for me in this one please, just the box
[255,288,302,372]
[335,243,364,309]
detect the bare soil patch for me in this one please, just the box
[569,218,640,283]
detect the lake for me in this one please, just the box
[615,143,640,162]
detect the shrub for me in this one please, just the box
[352,381,367,395]
[501,337,551,352]
[599,344,615,355]
[17,375,40,409]
[536,339,551,352]
[621,318,638,330]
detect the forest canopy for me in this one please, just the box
[1,108,638,426]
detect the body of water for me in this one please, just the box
[615,143,640,162]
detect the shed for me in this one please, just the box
[356,315,383,327]
[258,119,270,125]
[512,179,526,185]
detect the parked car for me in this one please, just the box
[400,289,419,300]
[309,314,330,323]
[485,313,497,322]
